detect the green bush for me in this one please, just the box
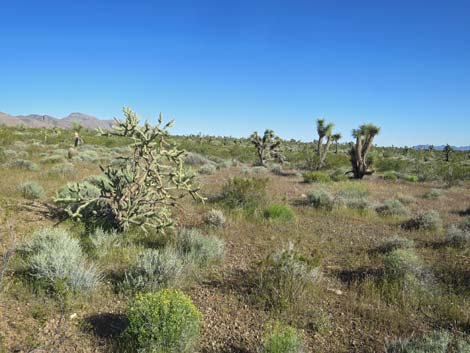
[262,323,304,353]
[49,162,74,177]
[263,203,295,221]
[383,249,424,279]
[404,175,419,182]
[176,228,225,266]
[11,159,39,171]
[123,290,202,353]
[330,169,348,182]
[198,163,217,175]
[386,331,451,353]
[403,211,442,231]
[219,177,267,212]
[40,154,65,164]
[303,171,331,184]
[123,248,184,292]
[423,189,442,200]
[20,227,101,293]
[18,181,44,200]
[445,226,470,248]
[378,235,414,253]
[375,199,409,217]
[257,245,320,311]
[336,186,371,211]
[383,171,398,181]
[307,190,334,211]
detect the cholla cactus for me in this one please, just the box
[250,129,284,166]
[55,107,204,233]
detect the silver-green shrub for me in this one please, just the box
[89,227,122,259]
[378,235,414,253]
[123,248,184,292]
[386,331,451,353]
[11,159,39,171]
[49,162,74,177]
[204,209,226,228]
[307,190,334,210]
[198,163,217,175]
[20,227,101,293]
[423,189,442,200]
[376,199,409,217]
[403,211,442,231]
[18,181,44,200]
[176,228,225,266]
[445,226,470,248]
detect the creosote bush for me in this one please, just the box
[263,203,295,221]
[262,323,304,353]
[302,171,331,184]
[20,227,101,293]
[219,176,267,212]
[122,290,202,353]
[176,228,225,267]
[18,181,44,200]
[307,190,334,211]
[256,244,321,311]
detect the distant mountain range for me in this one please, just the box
[414,144,470,151]
[0,112,114,130]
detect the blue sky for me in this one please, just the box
[1,0,469,146]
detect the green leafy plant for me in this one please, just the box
[307,190,334,211]
[219,176,267,212]
[302,171,331,183]
[55,107,204,233]
[263,203,295,221]
[122,289,202,353]
[262,323,304,353]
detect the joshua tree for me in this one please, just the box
[443,144,453,162]
[56,107,204,233]
[250,129,283,166]
[348,124,380,179]
[331,133,342,154]
[315,118,335,169]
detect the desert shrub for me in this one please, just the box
[378,235,414,253]
[88,228,122,259]
[184,152,211,166]
[445,226,470,248]
[386,331,451,353]
[123,248,184,292]
[19,227,101,293]
[271,165,283,176]
[219,177,267,212]
[49,162,74,177]
[84,174,109,187]
[423,189,442,200]
[74,150,99,162]
[404,175,419,182]
[375,199,409,217]
[403,211,443,231]
[216,159,232,169]
[262,323,304,353]
[336,186,371,210]
[330,169,348,182]
[0,147,5,163]
[396,193,416,205]
[198,163,216,175]
[263,203,295,221]
[383,249,424,279]
[307,190,334,211]
[204,209,226,228]
[18,181,44,200]
[303,171,331,184]
[40,154,65,164]
[123,290,202,353]
[57,181,101,200]
[257,244,321,311]
[11,159,39,171]
[176,228,225,266]
[383,171,398,181]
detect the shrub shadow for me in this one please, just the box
[84,313,129,338]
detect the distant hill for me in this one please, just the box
[414,144,470,151]
[0,112,114,130]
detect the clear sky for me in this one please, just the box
[1,0,469,146]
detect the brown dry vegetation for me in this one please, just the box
[0,137,469,353]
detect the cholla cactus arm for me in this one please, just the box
[57,107,204,233]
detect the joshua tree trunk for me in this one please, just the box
[348,124,380,179]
